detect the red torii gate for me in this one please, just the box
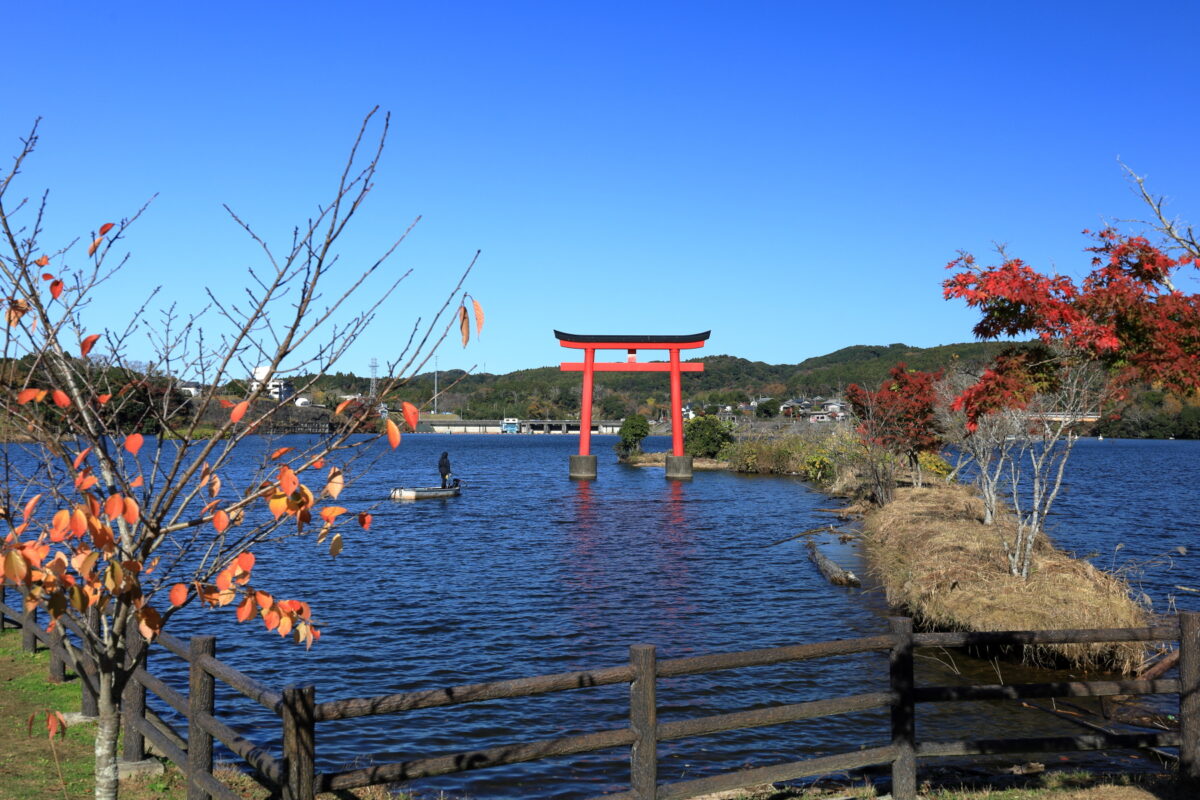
[555,330,709,478]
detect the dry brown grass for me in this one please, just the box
[861,484,1150,673]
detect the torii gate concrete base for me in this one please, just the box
[569,454,597,480]
[556,330,709,480]
[664,455,694,480]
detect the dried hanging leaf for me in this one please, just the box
[35,255,50,267]
[6,298,29,327]
[235,594,256,622]
[325,467,344,499]
[50,280,64,301]
[357,512,372,530]
[459,303,470,347]
[87,236,104,256]
[386,418,401,449]
[402,401,420,432]
[98,222,115,236]
[472,297,485,335]
[329,532,343,558]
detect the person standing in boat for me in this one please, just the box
[438,451,452,488]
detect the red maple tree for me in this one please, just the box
[846,363,943,492]
[944,228,1200,428]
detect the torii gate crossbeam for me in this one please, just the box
[555,330,709,479]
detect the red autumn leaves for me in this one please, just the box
[944,228,1200,428]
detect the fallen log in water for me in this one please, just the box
[806,540,861,587]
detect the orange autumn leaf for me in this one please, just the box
[130,475,144,488]
[357,512,372,530]
[278,466,299,496]
[50,280,64,300]
[72,447,92,470]
[104,495,124,520]
[98,222,115,236]
[472,297,485,335]
[230,400,249,423]
[70,509,88,538]
[80,334,101,358]
[16,388,42,405]
[386,418,401,449]
[270,447,293,460]
[402,401,419,432]
[97,393,112,405]
[124,433,144,455]
[267,493,288,519]
[312,458,325,469]
[235,594,256,623]
[87,236,104,256]
[35,255,49,267]
[22,494,42,521]
[459,303,470,346]
[236,552,255,572]
[217,397,235,408]
[122,497,139,525]
[212,510,230,533]
[335,398,353,415]
[52,390,71,408]
[319,506,347,524]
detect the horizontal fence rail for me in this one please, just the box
[2,583,1198,800]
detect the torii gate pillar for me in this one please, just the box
[556,331,709,479]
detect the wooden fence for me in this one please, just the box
[2,590,1197,800]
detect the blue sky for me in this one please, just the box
[5,2,1199,377]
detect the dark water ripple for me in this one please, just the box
[139,434,1198,798]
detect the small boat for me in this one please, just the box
[389,485,461,500]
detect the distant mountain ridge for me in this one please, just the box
[298,340,1014,420]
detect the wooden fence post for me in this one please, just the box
[630,644,658,800]
[122,626,146,763]
[22,603,36,653]
[281,684,316,800]
[187,635,216,800]
[80,607,100,717]
[48,625,67,683]
[889,617,916,800]
[1180,611,1200,782]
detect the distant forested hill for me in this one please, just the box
[294,340,1016,419]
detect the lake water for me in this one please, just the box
[143,434,1197,798]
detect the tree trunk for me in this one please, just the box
[94,670,120,800]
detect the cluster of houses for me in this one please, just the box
[687,398,849,424]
